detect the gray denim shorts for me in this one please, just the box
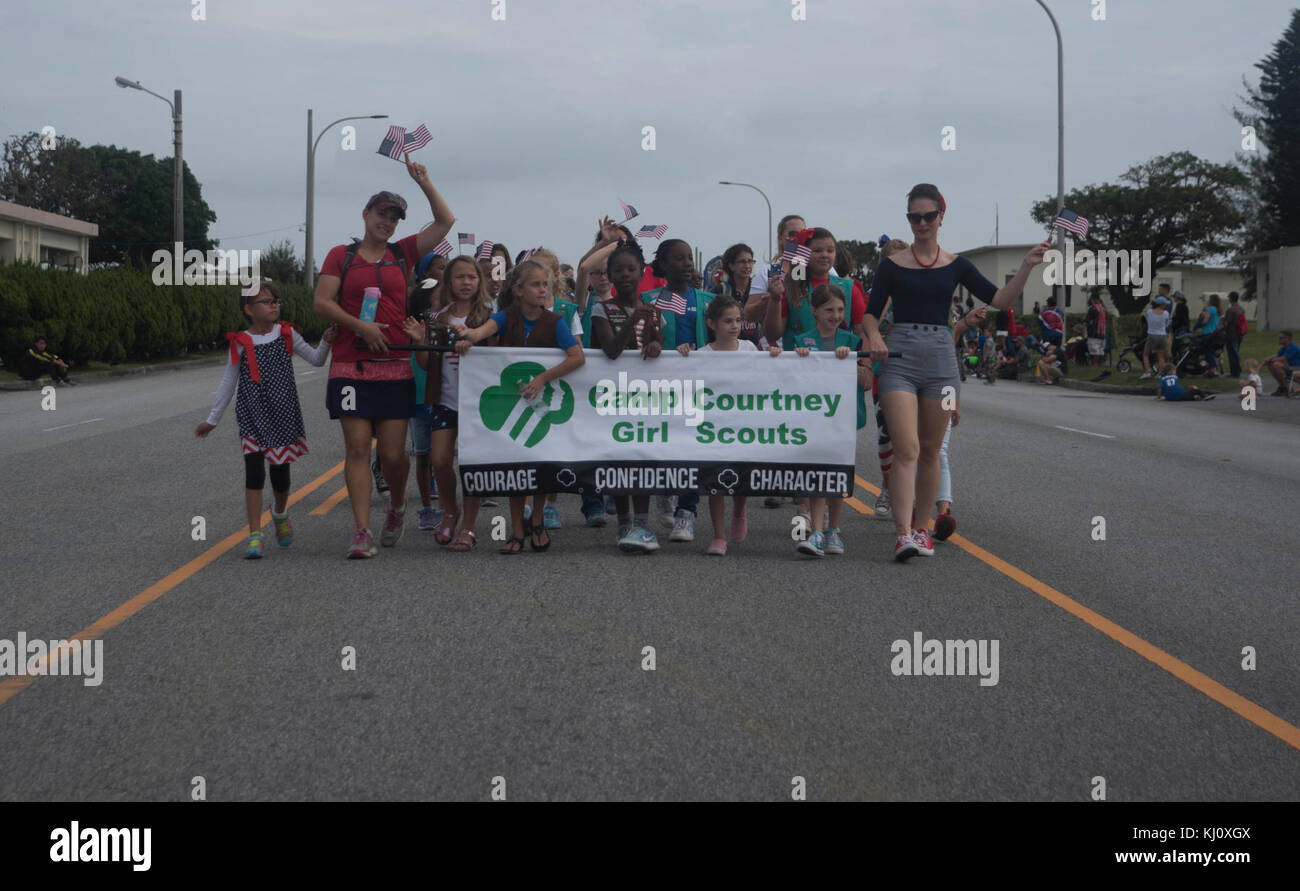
[879,323,960,400]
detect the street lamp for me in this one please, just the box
[719,181,773,261]
[115,76,183,252]
[305,110,388,288]
[1034,0,1066,310]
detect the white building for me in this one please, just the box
[0,199,98,274]
[1246,245,1300,331]
[955,243,1251,321]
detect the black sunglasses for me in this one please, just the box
[906,211,941,224]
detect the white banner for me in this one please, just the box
[457,348,857,496]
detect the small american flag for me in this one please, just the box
[655,291,689,315]
[476,240,495,261]
[434,239,455,256]
[377,125,406,160]
[458,232,476,245]
[636,224,668,239]
[1052,208,1090,238]
[377,123,433,160]
[618,197,638,222]
[402,124,432,153]
[521,246,543,262]
[781,240,811,266]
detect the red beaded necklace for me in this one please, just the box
[911,243,941,268]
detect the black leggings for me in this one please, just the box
[245,453,291,491]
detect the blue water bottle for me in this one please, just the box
[360,287,380,323]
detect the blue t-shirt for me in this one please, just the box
[1200,306,1220,335]
[489,311,578,350]
[1159,373,1185,400]
[1278,342,1300,366]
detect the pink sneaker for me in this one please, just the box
[893,533,919,562]
[729,513,748,543]
[911,528,935,556]
[706,538,728,556]
[348,527,377,559]
[380,506,406,547]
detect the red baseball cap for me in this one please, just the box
[364,191,407,219]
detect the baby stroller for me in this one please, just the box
[1115,334,1146,374]
[1170,331,1214,377]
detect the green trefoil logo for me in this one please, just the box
[479,361,575,448]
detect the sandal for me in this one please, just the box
[435,509,460,545]
[498,536,525,555]
[529,525,551,552]
[449,530,477,552]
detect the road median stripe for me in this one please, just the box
[850,474,1300,752]
[0,458,346,706]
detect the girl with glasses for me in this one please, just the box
[195,281,337,559]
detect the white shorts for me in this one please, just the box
[1087,337,1105,356]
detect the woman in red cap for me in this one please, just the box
[313,154,455,558]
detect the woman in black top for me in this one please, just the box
[863,183,1049,562]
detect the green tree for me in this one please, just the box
[1234,9,1300,296]
[259,239,302,283]
[0,131,217,266]
[838,239,881,284]
[1029,152,1249,313]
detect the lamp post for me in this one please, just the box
[719,181,773,261]
[305,110,388,288]
[1034,0,1066,313]
[114,76,183,252]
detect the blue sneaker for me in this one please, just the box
[543,503,561,529]
[824,528,844,555]
[797,530,825,557]
[584,505,607,527]
[244,532,265,559]
[618,524,660,553]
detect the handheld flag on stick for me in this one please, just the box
[1052,209,1090,239]
[458,232,476,246]
[635,224,668,239]
[434,239,455,256]
[377,123,433,161]
[618,198,639,222]
[781,240,812,266]
[521,246,543,262]
[476,240,496,261]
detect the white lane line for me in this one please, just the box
[1054,424,1116,439]
[43,418,105,432]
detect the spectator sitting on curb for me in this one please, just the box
[1260,330,1300,397]
[20,337,76,386]
[1036,343,1062,385]
[1240,358,1263,399]
[1158,362,1215,402]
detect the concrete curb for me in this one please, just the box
[1057,376,1159,396]
[0,354,228,392]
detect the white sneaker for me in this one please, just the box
[873,489,891,518]
[669,509,695,542]
[656,495,676,528]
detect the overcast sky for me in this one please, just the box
[2,0,1291,271]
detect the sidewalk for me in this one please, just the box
[0,354,229,392]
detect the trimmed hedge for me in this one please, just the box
[0,263,327,368]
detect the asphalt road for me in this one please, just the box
[1,361,1297,801]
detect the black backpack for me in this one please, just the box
[336,239,409,300]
